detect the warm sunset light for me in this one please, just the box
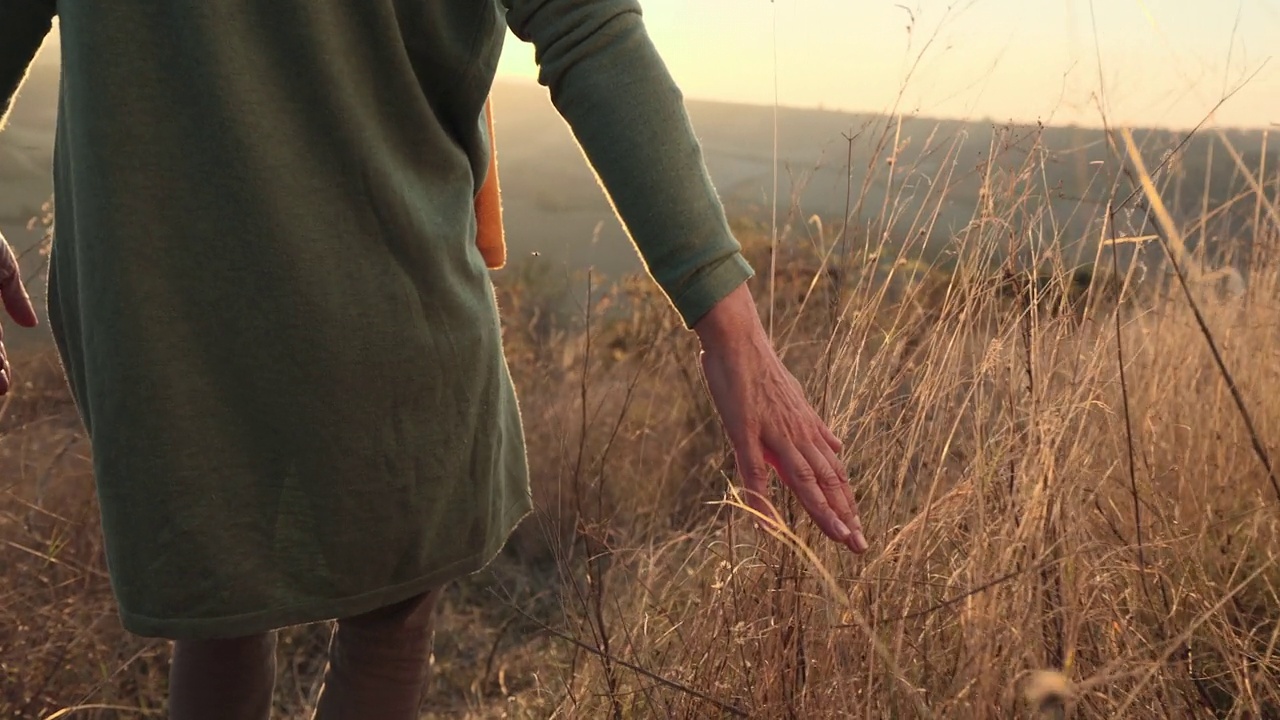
[4,2,1279,717]
[499,0,1277,129]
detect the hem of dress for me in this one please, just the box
[117,503,534,640]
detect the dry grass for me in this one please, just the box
[2,118,1278,719]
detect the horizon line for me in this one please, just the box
[490,77,1276,136]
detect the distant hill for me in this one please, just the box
[488,80,1271,273]
[2,69,1273,296]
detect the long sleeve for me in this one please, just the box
[0,0,56,129]
[502,0,754,328]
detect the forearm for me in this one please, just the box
[504,0,753,327]
[0,0,56,129]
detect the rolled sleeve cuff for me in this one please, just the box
[669,252,755,329]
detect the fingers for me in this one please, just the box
[0,332,9,396]
[1,280,38,328]
[818,422,843,454]
[0,239,34,398]
[769,433,862,550]
[808,441,867,553]
[0,242,38,328]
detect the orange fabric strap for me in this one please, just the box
[474,98,505,270]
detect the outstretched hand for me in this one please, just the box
[695,283,868,554]
[0,232,39,396]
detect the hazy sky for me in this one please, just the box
[498,0,1278,129]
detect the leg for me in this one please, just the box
[169,632,277,720]
[312,589,442,720]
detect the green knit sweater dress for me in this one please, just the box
[0,0,753,640]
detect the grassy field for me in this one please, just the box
[2,115,1279,719]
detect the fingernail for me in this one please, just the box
[834,519,852,540]
[851,530,869,553]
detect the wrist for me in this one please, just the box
[693,282,764,351]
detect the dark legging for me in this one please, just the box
[168,589,441,720]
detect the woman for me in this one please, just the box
[0,0,868,717]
